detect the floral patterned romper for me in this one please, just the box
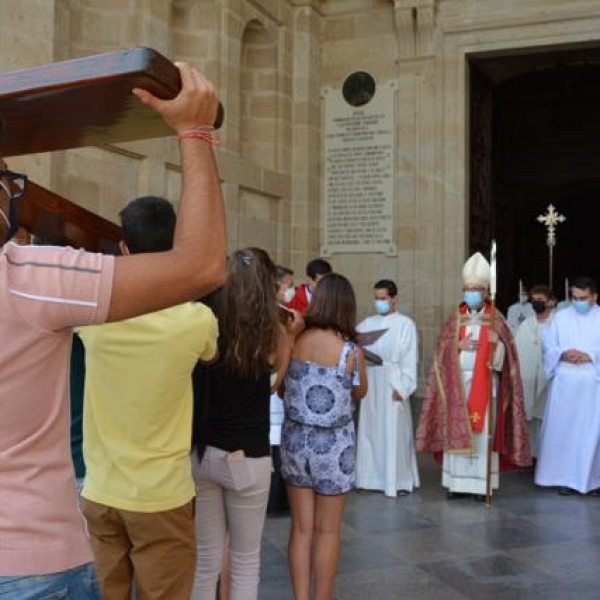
[280,341,359,495]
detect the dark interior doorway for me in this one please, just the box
[469,46,600,311]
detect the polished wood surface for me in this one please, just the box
[1,46,225,251]
[0,46,223,157]
[0,47,180,157]
[17,181,121,253]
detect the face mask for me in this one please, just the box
[374,299,391,315]
[531,300,547,314]
[572,300,592,315]
[282,287,295,303]
[463,291,483,309]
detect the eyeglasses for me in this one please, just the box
[0,169,28,200]
[1,169,28,243]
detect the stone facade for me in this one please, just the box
[3,0,600,384]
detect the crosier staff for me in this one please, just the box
[485,240,497,509]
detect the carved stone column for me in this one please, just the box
[394,0,438,58]
[394,5,416,59]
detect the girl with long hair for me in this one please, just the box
[191,248,301,600]
[280,273,367,600]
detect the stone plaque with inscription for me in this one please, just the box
[322,76,396,256]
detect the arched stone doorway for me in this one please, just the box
[469,46,600,310]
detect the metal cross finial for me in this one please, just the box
[537,204,566,289]
[537,204,566,247]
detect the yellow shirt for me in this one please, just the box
[77,302,217,512]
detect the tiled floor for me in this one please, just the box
[259,456,600,599]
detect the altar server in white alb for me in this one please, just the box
[356,279,420,497]
[514,284,555,457]
[535,276,600,496]
[507,283,534,331]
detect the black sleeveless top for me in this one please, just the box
[192,358,271,459]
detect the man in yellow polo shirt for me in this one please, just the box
[77,196,218,600]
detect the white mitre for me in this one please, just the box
[462,252,490,288]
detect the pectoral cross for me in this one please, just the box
[537,204,566,290]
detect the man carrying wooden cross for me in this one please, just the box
[0,63,226,599]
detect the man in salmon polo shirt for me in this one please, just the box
[0,63,226,599]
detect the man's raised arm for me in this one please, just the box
[107,63,226,322]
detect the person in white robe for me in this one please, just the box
[442,303,504,498]
[507,289,534,331]
[535,276,600,495]
[415,253,531,497]
[441,253,503,497]
[356,279,419,497]
[514,284,554,457]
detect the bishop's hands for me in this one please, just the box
[459,330,499,352]
[459,334,479,351]
[132,62,219,133]
[560,349,592,364]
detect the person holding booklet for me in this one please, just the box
[356,279,420,497]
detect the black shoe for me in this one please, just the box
[587,488,600,497]
[397,489,410,497]
[558,487,575,496]
[446,490,468,500]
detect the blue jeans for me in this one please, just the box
[0,563,101,599]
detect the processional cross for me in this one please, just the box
[537,204,566,291]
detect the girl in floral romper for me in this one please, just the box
[281,273,367,600]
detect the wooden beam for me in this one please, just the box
[17,181,121,254]
[0,47,180,157]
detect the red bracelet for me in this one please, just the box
[176,126,220,145]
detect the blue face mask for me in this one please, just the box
[374,299,391,315]
[572,300,592,315]
[463,290,483,309]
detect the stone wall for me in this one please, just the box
[320,0,439,378]
[2,0,297,265]
[5,0,600,386]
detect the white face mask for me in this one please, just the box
[282,287,295,303]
